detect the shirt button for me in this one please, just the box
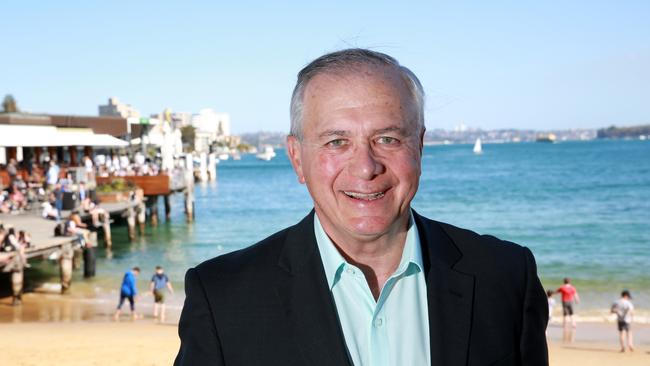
[346,268,355,275]
[374,317,383,327]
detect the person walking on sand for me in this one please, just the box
[150,266,174,321]
[114,267,140,320]
[611,290,634,352]
[557,277,580,328]
[546,290,556,335]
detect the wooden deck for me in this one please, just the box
[0,202,135,260]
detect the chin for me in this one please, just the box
[346,216,394,237]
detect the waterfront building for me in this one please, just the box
[99,97,141,119]
[190,108,231,152]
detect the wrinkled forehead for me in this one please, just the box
[301,65,418,132]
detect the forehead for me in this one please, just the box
[301,66,415,134]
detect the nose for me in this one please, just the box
[349,142,384,180]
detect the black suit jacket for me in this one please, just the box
[175,211,548,366]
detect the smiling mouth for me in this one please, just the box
[343,191,385,201]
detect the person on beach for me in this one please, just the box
[150,266,174,321]
[546,289,556,333]
[611,290,634,352]
[114,267,140,320]
[557,277,580,328]
[175,49,549,366]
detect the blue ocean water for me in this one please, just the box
[27,140,650,311]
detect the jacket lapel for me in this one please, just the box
[414,212,475,366]
[275,211,352,366]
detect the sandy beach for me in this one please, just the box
[1,294,648,366]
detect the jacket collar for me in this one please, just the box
[414,210,475,366]
[275,210,353,366]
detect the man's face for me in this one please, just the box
[288,66,424,242]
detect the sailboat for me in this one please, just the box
[473,138,483,154]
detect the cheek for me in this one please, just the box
[313,153,344,184]
[392,155,421,185]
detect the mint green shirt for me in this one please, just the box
[314,213,431,366]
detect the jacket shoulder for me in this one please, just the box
[437,220,525,255]
[194,226,291,278]
[418,215,532,275]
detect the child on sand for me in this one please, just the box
[547,290,556,326]
[114,267,140,320]
[150,266,174,322]
[611,290,634,352]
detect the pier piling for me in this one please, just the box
[101,214,112,248]
[137,201,146,234]
[59,244,74,294]
[83,246,96,278]
[11,269,23,305]
[164,195,171,221]
[148,195,159,227]
[126,205,136,240]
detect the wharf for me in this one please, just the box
[0,201,138,304]
[1,202,135,259]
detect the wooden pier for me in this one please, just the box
[0,202,136,304]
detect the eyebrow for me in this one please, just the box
[374,126,406,135]
[318,129,349,138]
[316,126,408,139]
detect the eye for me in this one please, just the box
[376,136,399,145]
[325,139,348,148]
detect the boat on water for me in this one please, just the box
[256,146,277,161]
[473,138,483,154]
[218,153,229,161]
[536,133,557,143]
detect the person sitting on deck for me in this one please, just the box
[41,201,59,220]
[66,211,90,247]
[0,225,5,248]
[9,184,27,211]
[18,230,31,249]
[80,198,108,227]
[1,226,30,268]
[0,193,10,214]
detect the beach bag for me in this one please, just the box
[54,222,66,237]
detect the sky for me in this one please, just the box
[2,0,649,134]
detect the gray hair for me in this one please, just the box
[289,48,425,140]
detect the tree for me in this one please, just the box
[180,125,196,152]
[2,94,18,113]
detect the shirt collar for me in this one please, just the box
[314,210,424,290]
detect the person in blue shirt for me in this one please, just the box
[114,267,140,320]
[150,265,174,322]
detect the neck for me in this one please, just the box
[318,213,410,300]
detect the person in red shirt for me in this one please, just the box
[556,277,580,327]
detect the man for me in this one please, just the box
[7,158,18,186]
[611,290,634,352]
[556,277,580,328]
[46,160,60,191]
[175,49,548,365]
[114,266,140,320]
[150,265,174,321]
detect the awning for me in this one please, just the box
[0,125,129,147]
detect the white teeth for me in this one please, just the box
[343,191,385,201]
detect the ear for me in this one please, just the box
[419,126,426,156]
[286,135,306,184]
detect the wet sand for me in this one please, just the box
[1,293,648,366]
